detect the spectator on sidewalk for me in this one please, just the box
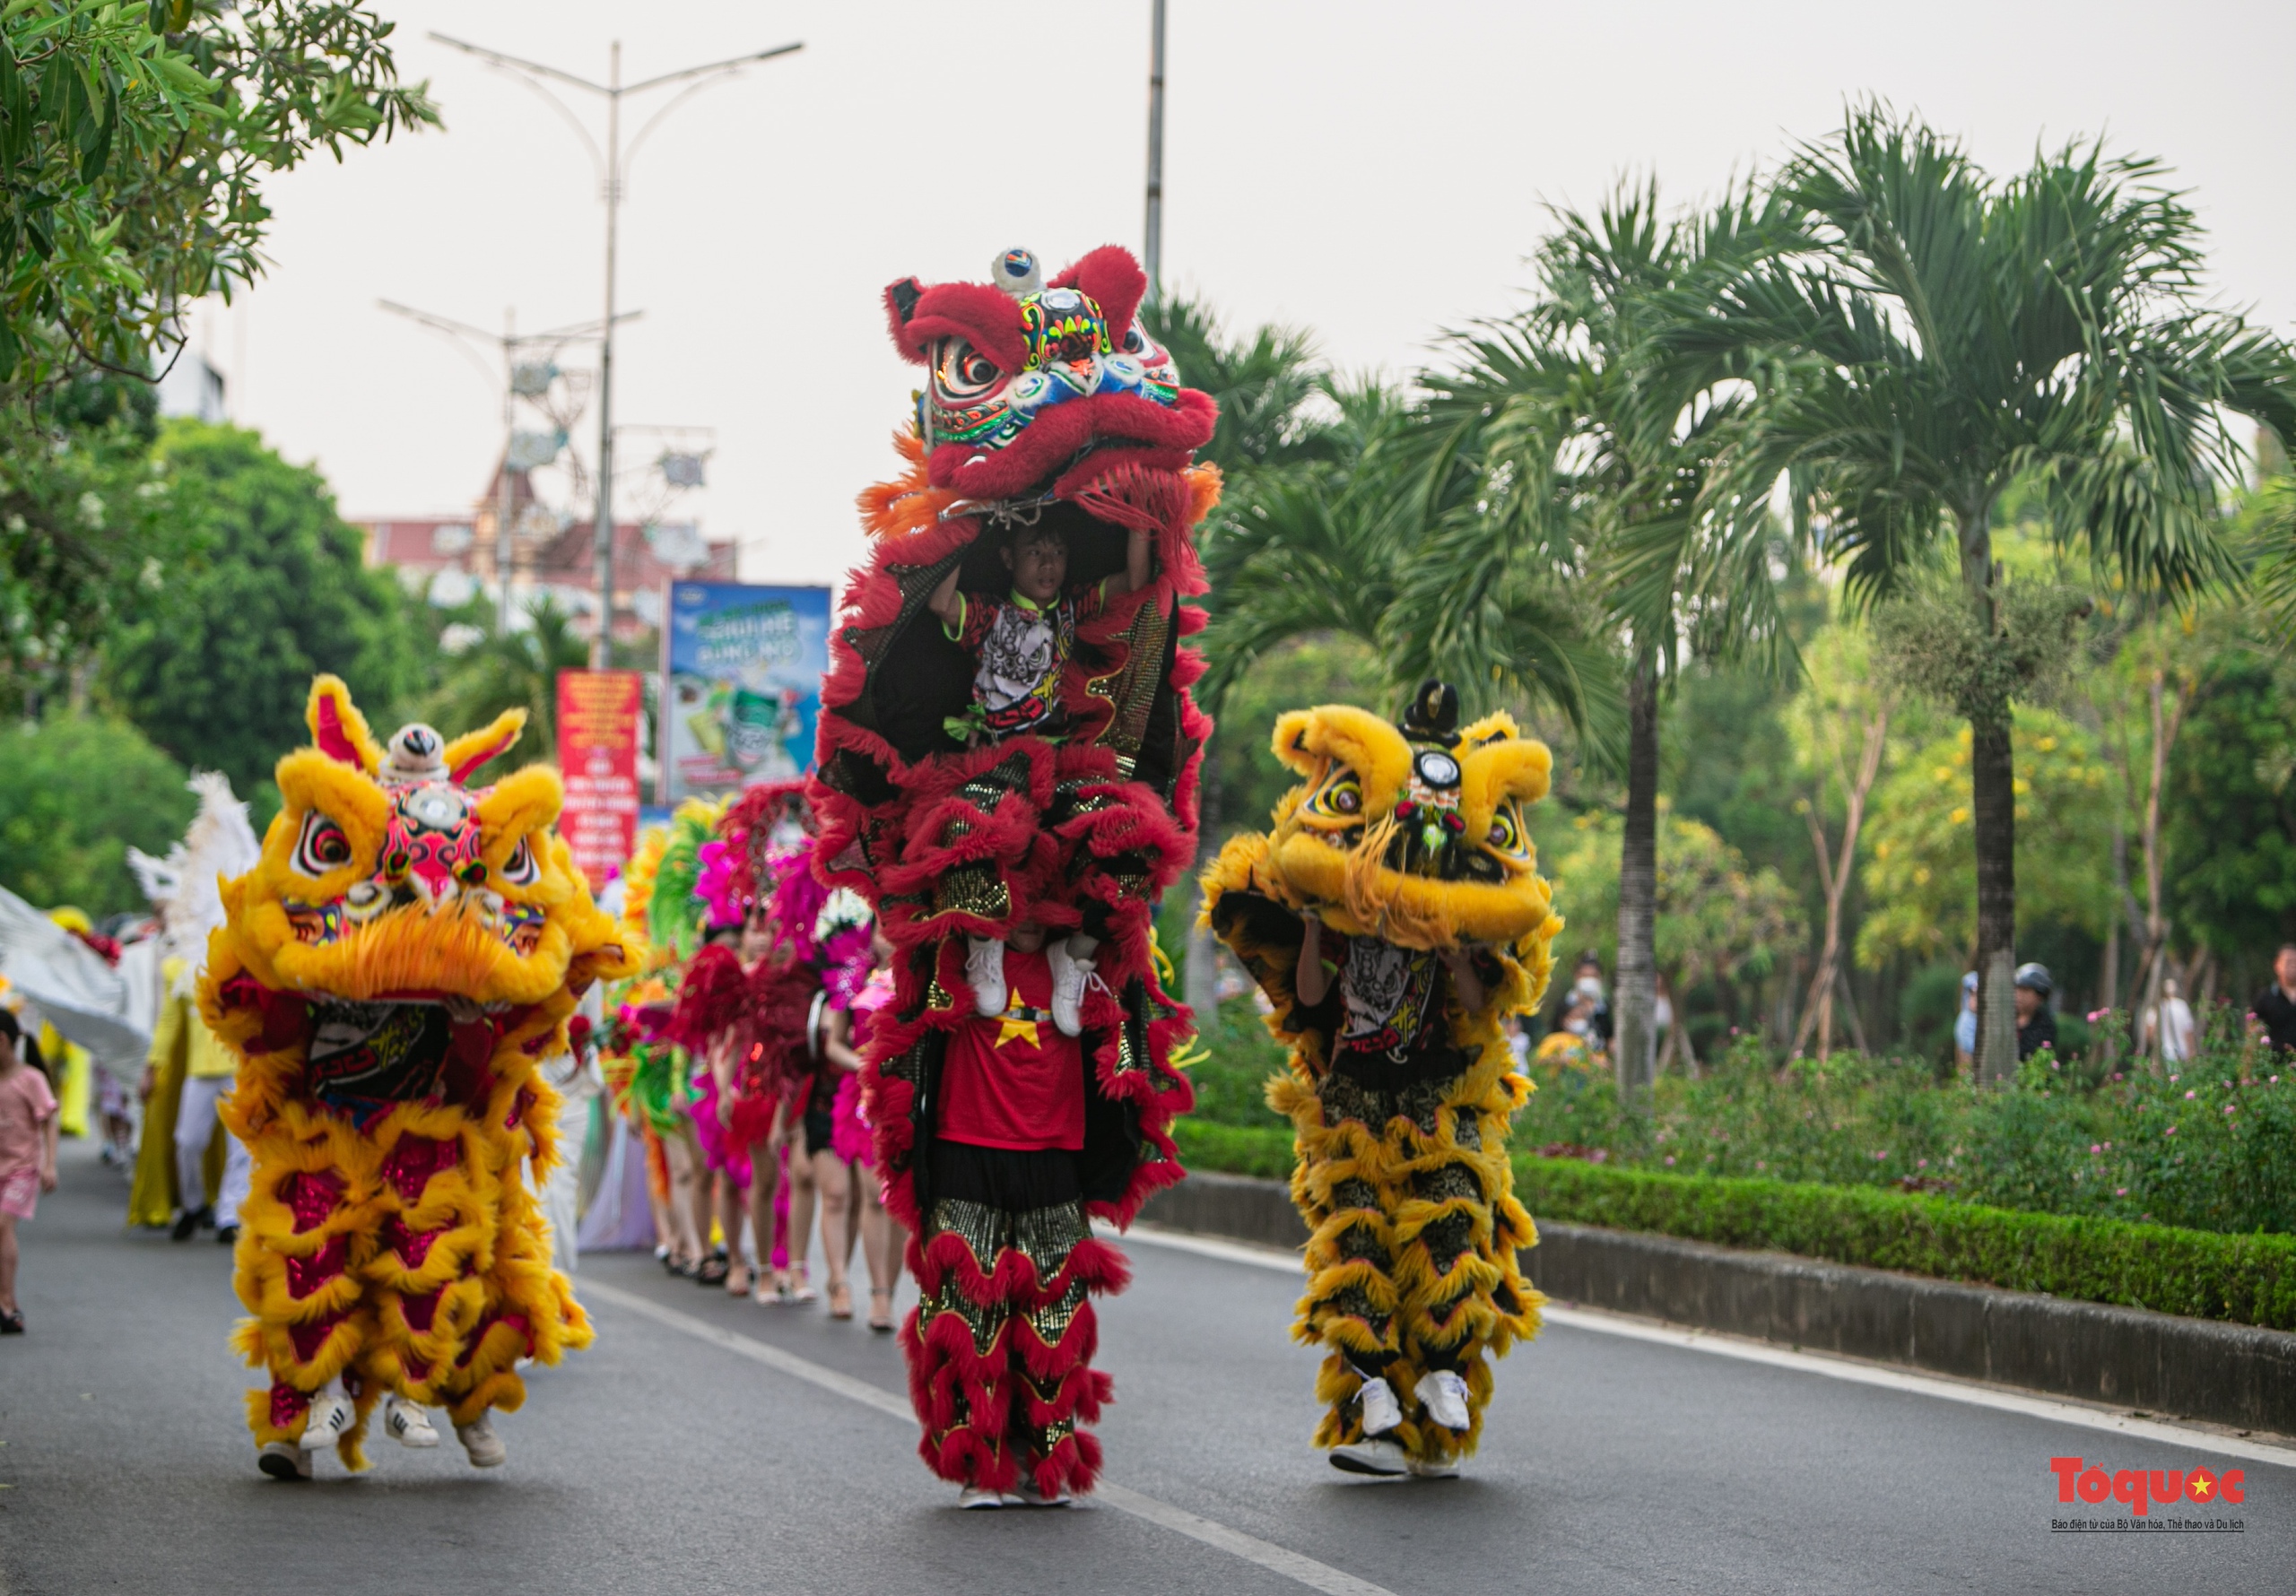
[1953,970,1979,1073]
[2140,977,2199,1063]
[2251,944,2296,1054]
[0,1009,61,1334]
[2013,963,2057,1063]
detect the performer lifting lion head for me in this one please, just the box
[810,244,1209,1506]
[1203,680,1563,1479]
[201,675,631,1479]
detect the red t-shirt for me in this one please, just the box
[938,948,1085,1151]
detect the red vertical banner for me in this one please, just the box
[556,669,643,887]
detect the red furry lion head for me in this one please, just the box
[882,244,1217,504]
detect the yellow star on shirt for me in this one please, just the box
[996,991,1039,1048]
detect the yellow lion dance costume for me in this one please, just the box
[200,677,631,1480]
[1202,681,1561,1479]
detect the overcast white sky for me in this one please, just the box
[186,0,2296,591]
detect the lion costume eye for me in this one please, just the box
[292,812,354,877]
[1485,804,1528,859]
[931,336,1003,404]
[1303,769,1364,822]
[500,835,541,888]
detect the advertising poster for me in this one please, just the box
[660,581,831,803]
[554,669,644,885]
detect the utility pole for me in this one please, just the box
[431,31,804,668]
[1144,0,1166,308]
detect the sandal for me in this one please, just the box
[789,1264,817,1305]
[869,1287,895,1333]
[726,1262,752,1297]
[828,1280,854,1321]
[753,1271,787,1305]
[697,1250,731,1287]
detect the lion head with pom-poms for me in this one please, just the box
[202,675,632,1050]
[1202,681,1564,1028]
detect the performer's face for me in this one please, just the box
[1003,533,1067,603]
[1008,922,1048,953]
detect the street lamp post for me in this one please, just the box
[1144,0,1166,308]
[430,31,804,667]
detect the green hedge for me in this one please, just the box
[1165,1120,2296,1331]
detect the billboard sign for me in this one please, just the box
[554,668,644,885]
[660,580,831,803]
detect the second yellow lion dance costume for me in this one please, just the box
[1203,681,1561,1478]
[201,678,630,1479]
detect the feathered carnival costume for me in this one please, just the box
[1201,682,1562,1474]
[200,678,632,1477]
[808,245,1206,1499]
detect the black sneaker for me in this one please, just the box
[170,1205,212,1242]
[0,1308,23,1334]
[215,1224,240,1245]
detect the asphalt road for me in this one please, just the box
[3,1135,2288,1595]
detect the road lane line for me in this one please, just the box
[1121,1222,2296,1470]
[581,1279,1399,1596]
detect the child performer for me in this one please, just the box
[924,517,1152,1037]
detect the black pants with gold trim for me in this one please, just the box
[900,1141,1127,1496]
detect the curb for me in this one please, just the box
[1139,1169,2296,1437]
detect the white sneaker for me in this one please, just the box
[965,937,1005,1018]
[1329,1436,1410,1477]
[1048,943,1092,1037]
[1356,1375,1403,1436]
[456,1414,508,1468]
[257,1440,313,1481]
[1414,1368,1473,1432]
[1407,1454,1460,1479]
[958,1483,1006,1509]
[381,1394,439,1449]
[1014,1477,1074,1507]
[298,1388,353,1453]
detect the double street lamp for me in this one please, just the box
[430,32,804,667]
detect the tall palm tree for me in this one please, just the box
[1687,104,2296,1079]
[1403,181,1796,1092]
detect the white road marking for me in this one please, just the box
[582,1279,1399,1596]
[1121,1222,2296,1471]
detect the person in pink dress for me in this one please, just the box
[0,1009,61,1334]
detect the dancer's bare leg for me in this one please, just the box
[717,1171,751,1293]
[814,1149,854,1316]
[857,1168,905,1330]
[784,1134,819,1299]
[658,1129,705,1268]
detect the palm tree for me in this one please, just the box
[1402,181,1796,1092]
[1687,104,2296,1080]
[423,596,591,765]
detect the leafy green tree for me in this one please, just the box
[1858,712,2115,970]
[0,714,193,918]
[1,0,434,391]
[103,421,427,796]
[1689,104,2296,1080]
[1537,808,1803,1068]
[2160,645,2296,986]
[2,369,175,707]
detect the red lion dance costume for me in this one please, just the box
[811,245,1207,1503]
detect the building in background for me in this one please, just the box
[353,459,735,644]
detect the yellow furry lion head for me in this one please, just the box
[212,676,629,1010]
[1261,681,1561,958]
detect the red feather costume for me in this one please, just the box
[809,246,1205,1498]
